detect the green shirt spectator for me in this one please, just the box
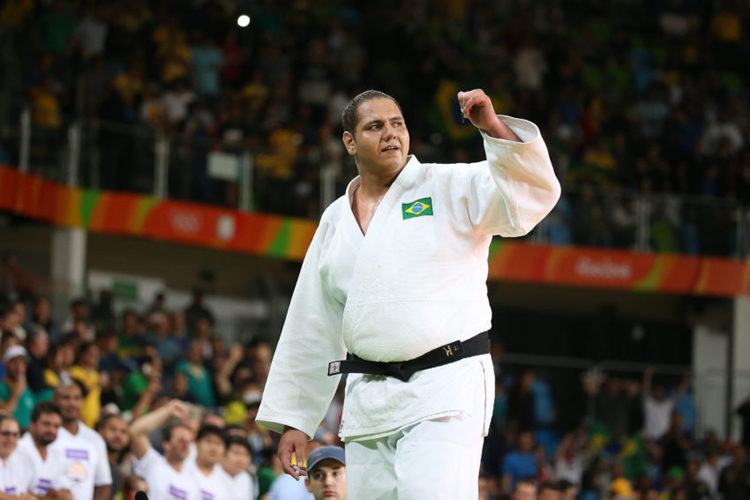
[0,345,38,428]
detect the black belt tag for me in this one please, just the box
[328,361,342,376]
[442,340,463,358]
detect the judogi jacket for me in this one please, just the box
[257,115,561,441]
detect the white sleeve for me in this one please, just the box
[94,436,113,486]
[132,447,161,477]
[461,115,561,237]
[256,219,346,438]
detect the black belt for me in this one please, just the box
[327,331,490,383]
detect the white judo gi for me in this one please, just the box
[257,115,560,499]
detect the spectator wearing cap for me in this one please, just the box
[0,345,36,428]
[305,446,346,500]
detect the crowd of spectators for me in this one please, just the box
[1,1,749,255]
[1,251,750,499]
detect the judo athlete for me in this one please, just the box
[256,88,561,498]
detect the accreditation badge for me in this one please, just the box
[65,448,90,480]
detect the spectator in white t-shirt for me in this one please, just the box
[0,414,35,498]
[130,400,200,500]
[16,402,73,499]
[220,436,254,500]
[51,381,112,500]
[642,368,690,440]
[187,425,228,500]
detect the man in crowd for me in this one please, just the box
[51,381,112,500]
[305,446,346,500]
[96,413,131,497]
[187,424,228,499]
[220,436,254,500]
[0,345,35,429]
[258,88,559,498]
[0,414,35,497]
[16,402,73,499]
[130,399,199,500]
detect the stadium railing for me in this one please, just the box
[4,109,750,259]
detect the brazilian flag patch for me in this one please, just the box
[402,197,434,220]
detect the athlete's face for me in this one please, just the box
[343,98,409,174]
[306,460,347,500]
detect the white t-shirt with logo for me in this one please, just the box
[17,433,72,496]
[133,448,200,500]
[218,467,254,500]
[0,449,35,495]
[187,461,231,500]
[50,425,110,500]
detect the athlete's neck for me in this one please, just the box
[356,163,404,201]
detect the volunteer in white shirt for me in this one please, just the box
[51,381,112,500]
[187,425,228,500]
[16,402,73,499]
[0,415,34,498]
[257,88,560,499]
[220,437,254,500]
[130,399,200,500]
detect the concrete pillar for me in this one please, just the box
[693,325,728,438]
[50,227,87,327]
[731,296,750,440]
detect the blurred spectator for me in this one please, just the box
[62,298,94,341]
[719,446,750,500]
[121,475,148,500]
[29,296,58,342]
[25,325,50,394]
[220,436,254,500]
[175,339,215,408]
[0,414,34,494]
[52,381,112,500]
[69,341,102,427]
[642,368,689,440]
[96,413,131,498]
[0,345,35,428]
[16,401,72,497]
[130,400,199,499]
[184,288,215,332]
[502,431,538,496]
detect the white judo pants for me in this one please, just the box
[344,389,486,499]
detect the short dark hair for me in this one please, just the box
[31,401,62,423]
[96,413,125,431]
[341,90,402,135]
[196,424,225,445]
[162,422,191,442]
[225,435,252,456]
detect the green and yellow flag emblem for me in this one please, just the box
[402,197,433,219]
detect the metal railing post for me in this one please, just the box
[154,134,170,198]
[19,107,30,173]
[635,194,651,251]
[66,122,81,186]
[239,152,253,212]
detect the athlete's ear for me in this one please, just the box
[342,131,356,156]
